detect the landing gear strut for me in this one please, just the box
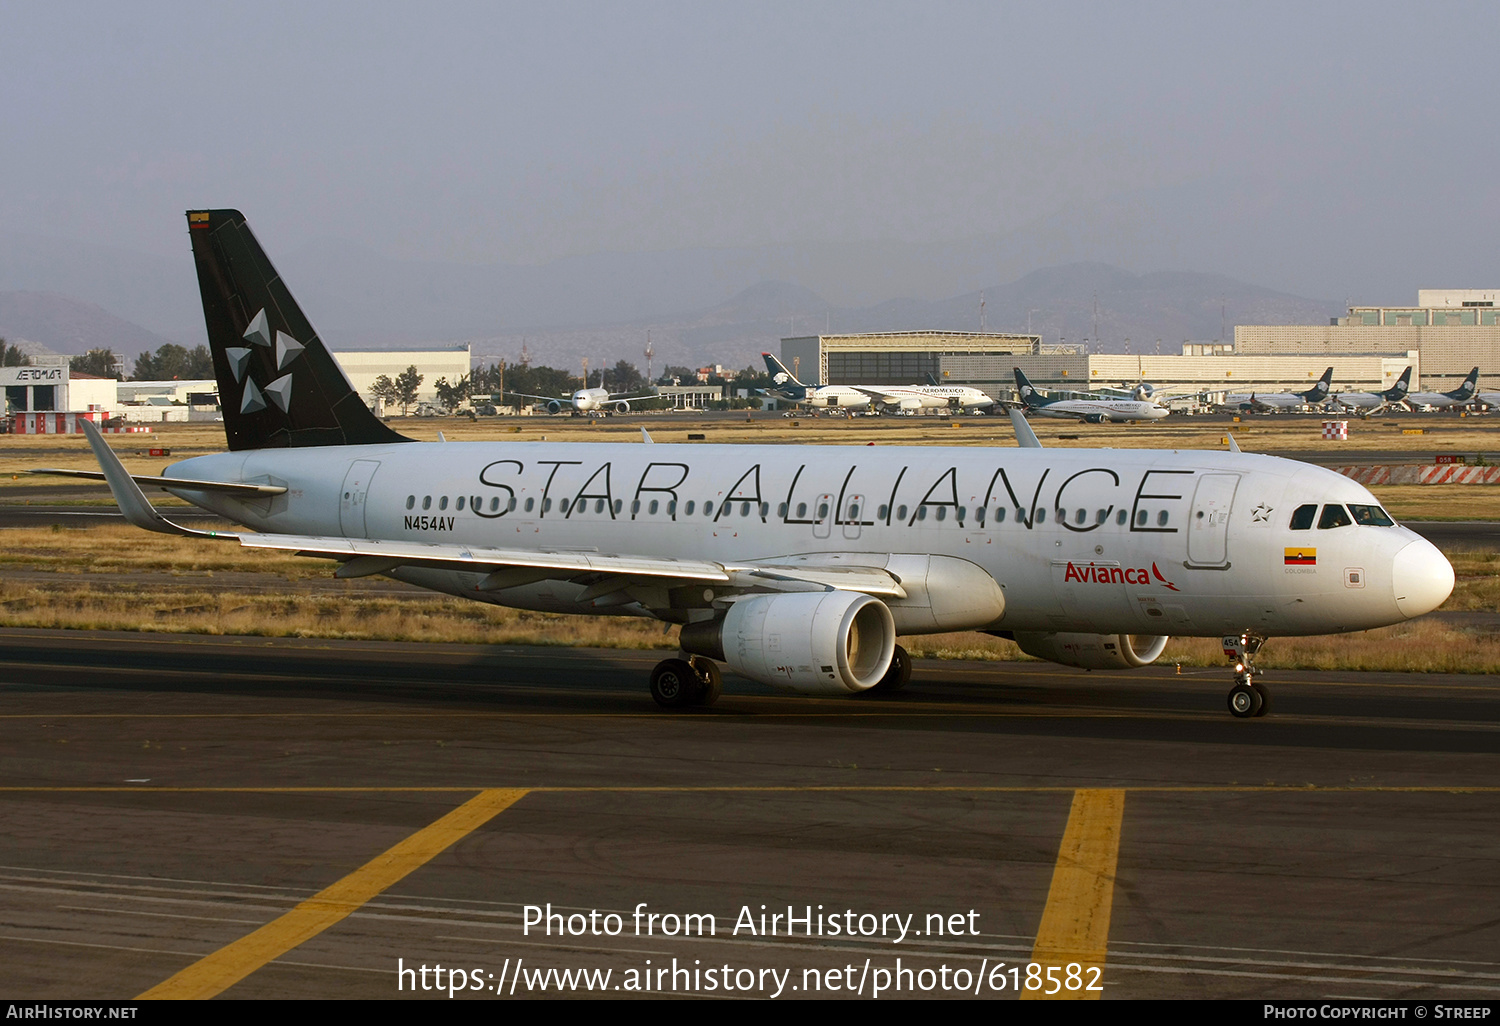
[649,654,722,708]
[1223,632,1270,718]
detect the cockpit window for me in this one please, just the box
[1289,504,1317,530]
[1318,504,1353,529]
[1348,504,1395,527]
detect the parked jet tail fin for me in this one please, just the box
[1012,367,1049,407]
[1302,366,1334,402]
[925,372,941,386]
[1388,366,1413,397]
[1450,366,1480,400]
[187,209,413,451]
[762,351,812,387]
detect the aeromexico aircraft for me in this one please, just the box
[1224,367,1334,413]
[1332,367,1412,416]
[1403,367,1479,411]
[761,354,993,413]
[56,210,1456,719]
[1012,368,1170,423]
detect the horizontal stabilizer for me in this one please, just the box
[28,468,287,497]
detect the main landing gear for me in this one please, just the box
[863,644,912,695]
[1223,632,1270,718]
[649,654,722,709]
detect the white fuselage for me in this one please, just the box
[874,385,995,411]
[1404,391,1467,410]
[1030,398,1169,422]
[1226,392,1318,412]
[164,440,1449,639]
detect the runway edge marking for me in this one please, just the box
[135,788,529,1000]
[1022,788,1125,1001]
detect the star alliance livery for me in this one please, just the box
[58,210,1456,719]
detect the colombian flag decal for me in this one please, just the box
[1284,547,1316,565]
[188,211,210,229]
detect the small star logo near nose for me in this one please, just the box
[1251,503,1273,523]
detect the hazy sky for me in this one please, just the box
[3,1,1497,304]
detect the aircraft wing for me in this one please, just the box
[28,468,287,497]
[848,386,907,404]
[503,390,567,403]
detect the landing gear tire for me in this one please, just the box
[650,658,702,708]
[1228,683,1263,718]
[867,644,912,694]
[689,656,722,706]
[1251,682,1271,717]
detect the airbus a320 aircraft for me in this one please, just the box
[53,210,1456,720]
[1012,368,1170,423]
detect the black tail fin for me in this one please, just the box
[187,209,412,450]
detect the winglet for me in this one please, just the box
[1008,408,1043,448]
[641,427,654,443]
[78,420,222,538]
[1226,432,1242,453]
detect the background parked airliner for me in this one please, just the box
[762,354,993,413]
[1403,367,1478,410]
[1332,367,1411,415]
[1012,368,1169,423]
[52,210,1456,722]
[506,385,657,415]
[1224,367,1334,412]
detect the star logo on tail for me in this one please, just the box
[230,309,304,414]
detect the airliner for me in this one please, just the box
[761,354,994,413]
[1012,368,1170,423]
[51,210,1456,720]
[507,385,657,416]
[1332,367,1412,415]
[1403,367,1478,411]
[1224,368,1334,413]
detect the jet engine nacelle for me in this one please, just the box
[1133,383,1154,401]
[898,397,924,411]
[545,399,565,415]
[1083,413,1110,424]
[611,400,630,414]
[680,591,896,695]
[1012,632,1169,670]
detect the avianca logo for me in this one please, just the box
[1064,561,1178,591]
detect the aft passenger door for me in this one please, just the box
[339,459,381,538]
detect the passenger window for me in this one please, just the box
[795,502,806,518]
[524,498,535,513]
[975,507,986,525]
[956,505,965,521]
[1156,511,1169,526]
[776,502,785,517]
[456,496,465,511]
[666,500,675,516]
[558,498,569,513]
[439,496,449,510]
[422,496,432,510]
[1076,508,1086,525]
[687,501,697,516]
[741,502,751,517]
[916,506,927,521]
[1116,510,1126,525]
[543,498,552,512]
[704,501,714,516]
[632,500,641,514]
[935,506,947,521]
[897,505,908,520]
[760,503,769,517]
[1135,509,1147,526]
[877,504,888,520]
[1035,508,1047,523]
[405,495,415,510]
[613,499,622,514]
[818,502,829,519]
[1096,509,1107,524]
[1289,504,1316,530]
[995,507,1007,523]
[502,497,511,512]
[848,503,860,520]
[649,500,659,515]
[597,499,606,513]
[1318,504,1353,529]
[1348,504,1395,526]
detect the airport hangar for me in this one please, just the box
[783,290,1500,403]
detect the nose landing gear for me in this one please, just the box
[1223,632,1270,718]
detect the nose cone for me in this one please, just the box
[1392,538,1455,618]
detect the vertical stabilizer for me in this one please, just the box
[187,209,412,450]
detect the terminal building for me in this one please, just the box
[784,291,1500,404]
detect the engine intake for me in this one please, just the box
[680,591,895,694]
[1011,632,1169,670]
